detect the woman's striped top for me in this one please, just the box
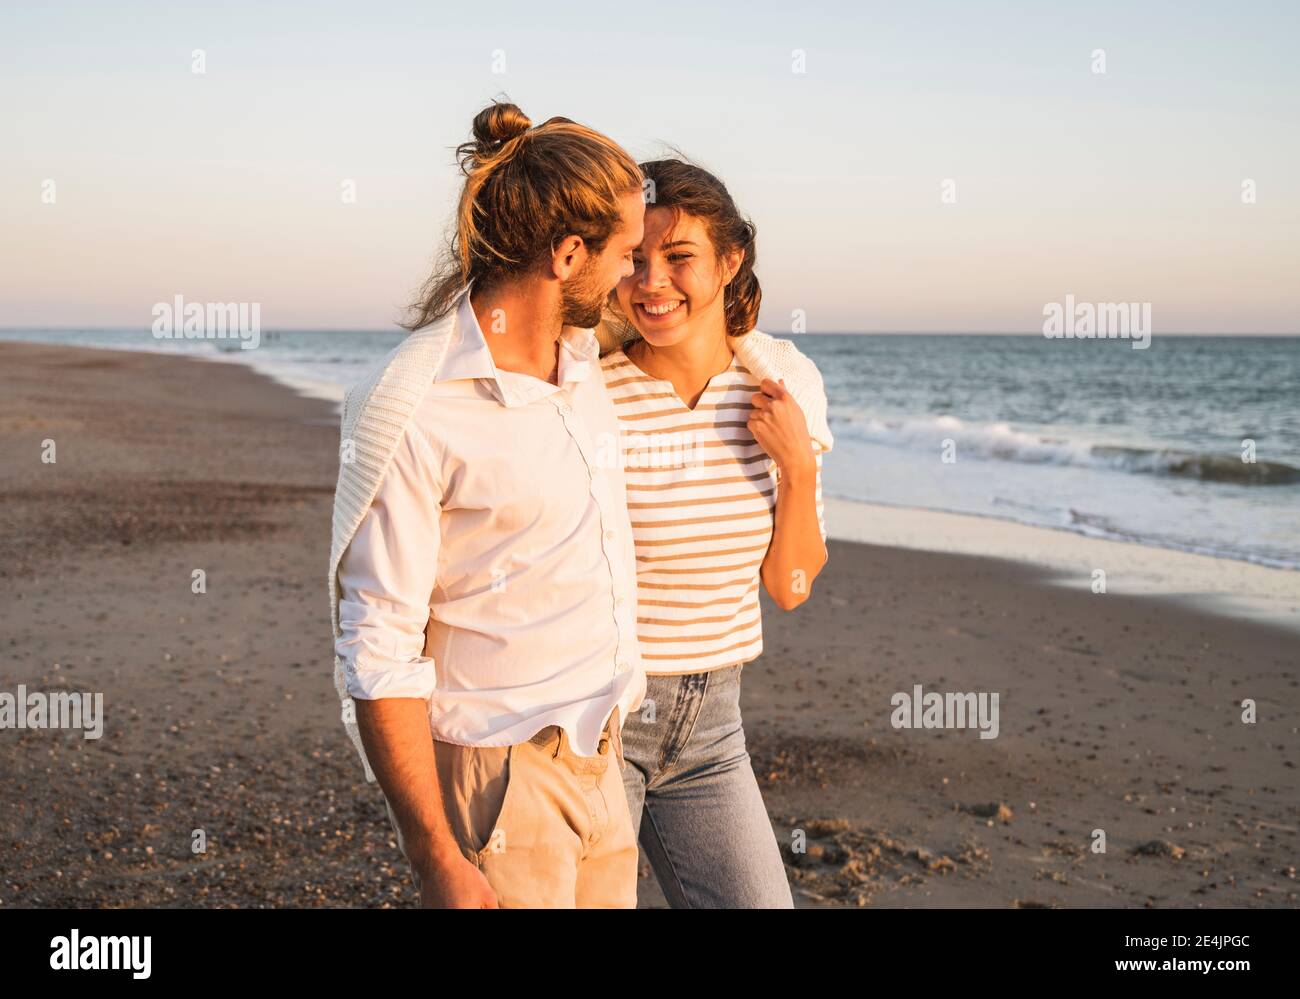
[601,346,825,675]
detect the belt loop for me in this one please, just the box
[611,705,624,770]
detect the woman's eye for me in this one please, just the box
[668,253,693,263]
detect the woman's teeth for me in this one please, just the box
[641,300,682,317]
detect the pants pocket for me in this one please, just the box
[473,744,518,864]
[433,740,516,864]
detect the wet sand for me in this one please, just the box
[0,341,1295,908]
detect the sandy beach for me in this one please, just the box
[1,341,1296,909]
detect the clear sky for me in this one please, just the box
[2,0,1297,332]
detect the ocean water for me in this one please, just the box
[3,329,1297,569]
[803,334,1299,570]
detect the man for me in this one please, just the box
[327,101,646,908]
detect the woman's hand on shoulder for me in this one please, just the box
[749,378,816,481]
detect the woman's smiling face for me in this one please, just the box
[613,206,740,348]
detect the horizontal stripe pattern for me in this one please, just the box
[602,348,824,673]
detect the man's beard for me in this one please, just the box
[559,259,607,328]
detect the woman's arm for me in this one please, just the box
[749,378,828,610]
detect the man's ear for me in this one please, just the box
[550,235,587,280]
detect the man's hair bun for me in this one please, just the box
[465,101,531,165]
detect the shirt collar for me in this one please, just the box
[436,287,599,407]
[436,289,498,383]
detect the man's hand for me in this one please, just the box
[417,852,500,908]
[353,697,499,907]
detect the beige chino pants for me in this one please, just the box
[386,707,637,908]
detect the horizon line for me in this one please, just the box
[1,327,1297,337]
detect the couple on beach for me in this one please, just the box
[327,101,833,908]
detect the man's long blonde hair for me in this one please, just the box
[404,100,642,330]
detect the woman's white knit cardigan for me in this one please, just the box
[328,305,834,782]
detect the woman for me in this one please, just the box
[597,158,832,907]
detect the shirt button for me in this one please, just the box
[558,403,572,415]
[604,530,615,541]
[615,596,625,608]
[616,661,629,673]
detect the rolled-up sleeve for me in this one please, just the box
[335,423,442,701]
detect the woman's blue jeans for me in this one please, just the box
[619,664,794,908]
